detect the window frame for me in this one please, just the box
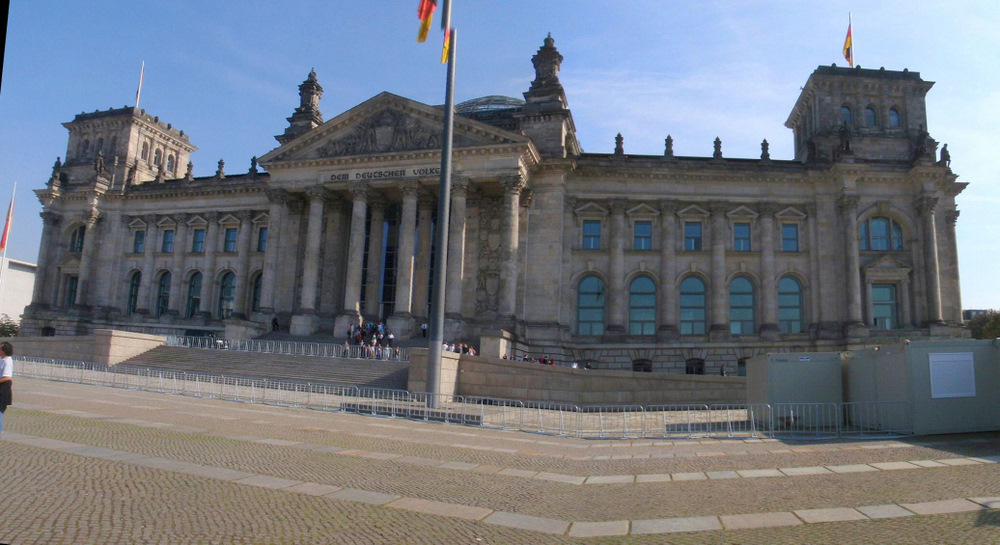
[223,228,238,253]
[218,272,236,319]
[628,275,656,335]
[191,228,206,253]
[161,229,174,253]
[582,220,601,250]
[733,222,751,252]
[679,276,707,335]
[778,276,804,334]
[186,272,202,318]
[576,275,605,336]
[155,272,171,318]
[132,230,145,254]
[872,283,899,330]
[729,276,756,336]
[126,271,141,315]
[683,222,703,251]
[781,223,799,252]
[633,220,652,251]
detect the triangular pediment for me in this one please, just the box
[863,255,912,275]
[260,92,530,166]
[677,204,709,218]
[727,205,758,219]
[776,206,807,220]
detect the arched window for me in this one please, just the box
[859,216,904,251]
[186,272,202,318]
[628,276,656,335]
[840,105,853,125]
[218,272,235,319]
[685,358,705,375]
[109,135,118,156]
[250,273,263,313]
[96,137,104,154]
[126,271,141,315]
[679,276,706,335]
[864,107,877,127]
[577,275,605,336]
[778,277,803,333]
[889,108,901,127]
[166,154,176,173]
[82,139,91,157]
[141,142,149,161]
[153,148,162,166]
[155,272,171,317]
[729,276,755,335]
[69,225,86,253]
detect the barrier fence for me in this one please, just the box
[14,357,912,440]
[164,336,409,361]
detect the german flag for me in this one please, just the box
[842,22,853,66]
[417,0,436,43]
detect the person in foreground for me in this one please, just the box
[0,342,12,437]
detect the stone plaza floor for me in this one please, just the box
[0,376,997,543]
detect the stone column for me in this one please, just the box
[498,174,525,318]
[918,196,943,324]
[299,188,327,311]
[197,212,220,317]
[388,182,420,337]
[363,194,386,318]
[232,210,255,320]
[137,214,160,314]
[657,199,678,340]
[167,213,189,314]
[838,193,866,334]
[30,212,60,308]
[945,210,962,323]
[708,201,729,339]
[901,277,913,327]
[444,178,468,317]
[606,198,627,338]
[758,202,780,339]
[335,182,368,334]
[805,204,822,329]
[411,193,434,320]
[74,210,101,308]
[259,190,286,314]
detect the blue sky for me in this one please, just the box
[1,1,998,309]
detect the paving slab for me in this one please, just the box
[909,459,947,468]
[534,472,586,485]
[130,456,201,472]
[63,446,130,458]
[568,520,630,537]
[794,507,868,523]
[869,461,920,471]
[176,464,255,481]
[720,512,802,530]
[900,499,985,515]
[705,470,740,480]
[326,488,400,505]
[497,468,538,478]
[779,466,833,476]
[736,469,784,479]
[826,464,878,474]
[968,455,1000,463]
[936,458,981,466]
[483,511,570,535]
[438,461,479,471]
[396,456,441,467]
[856,504,915,519]
[11,436,85,450]
[584,475,634,484]
[387,497,492,520]
[672,472,707,481]
[252,438,302,447]
[359,451,402,460]
[969,497,1000,509]
[284,482,343,496]
[470,465,504,474]
[233,475,302,490]
[631,516,721,534]
[635,473,672,483]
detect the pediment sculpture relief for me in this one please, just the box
[316,109,472,157]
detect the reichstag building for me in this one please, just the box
[21,35,967,374]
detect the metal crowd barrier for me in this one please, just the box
[164,336,408,361]
[13,357,912,440]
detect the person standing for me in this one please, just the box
[0,342,13,437]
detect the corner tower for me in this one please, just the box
[785,66,936,164]
[276,69,324,145]
[516,34,580,158]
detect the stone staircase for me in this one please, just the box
[114,346,409,390]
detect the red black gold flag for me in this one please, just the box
[843,23,853,66]
[417,0,436,43]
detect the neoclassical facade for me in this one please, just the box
[22,36,967,373]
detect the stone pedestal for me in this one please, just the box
[656,324,679,342]
[289,312,319,336]
[387,313,415,340]
[843,322,870,339]
[759,323,782,341]
[334,312,361,340]
[709,324,731,342]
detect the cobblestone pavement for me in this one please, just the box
[1,377,997,544]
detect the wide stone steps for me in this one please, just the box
[114,346,409,390]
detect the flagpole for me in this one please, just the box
[426,2,456,409]
[850,13,855,67]
[0,182,15,307]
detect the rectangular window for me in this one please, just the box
[734,223,751,251]
[161,230,174,253]
[633,221,652,250]
[223,228,238,253]
[684,222,702,251]
[65,276,79,307]
[781,224,799,252]
[582,220,601,249]
[132,231,145,254]
[192,229,205,252]
[256,227,268,252]
[872,284,898,329]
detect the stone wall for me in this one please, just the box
[408,348,745,405]
[5,329,165,365]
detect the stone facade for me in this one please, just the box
[21,36,967,374]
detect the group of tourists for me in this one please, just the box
[344,321,400,360]
[442,342,476,356]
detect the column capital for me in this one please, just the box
[804,203,817,217]
[520,187,534,208]
[367,191,386,209]
[237,210,254,223]
[945,209,960,225]
[916,196,939,217]
[708,200,728,216]
[119,214,133,227]
[41,211,62,226]
[205,211,220,223]
[418,191,436,208]
[500,174,525,195]
[659,199,678,215]
[609,197,628,215]
[142,213,158,226]
[173,212,190,224]
[286,197,306,214]
[265,188,289,205]
[449,177,469,196]
[305,185,328,200]
[837,192,860,214]
[564,196,578,213]
[758,201,780,217]
[400,180,421,198]
[348,181,369,200]
[323,193,343,208]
